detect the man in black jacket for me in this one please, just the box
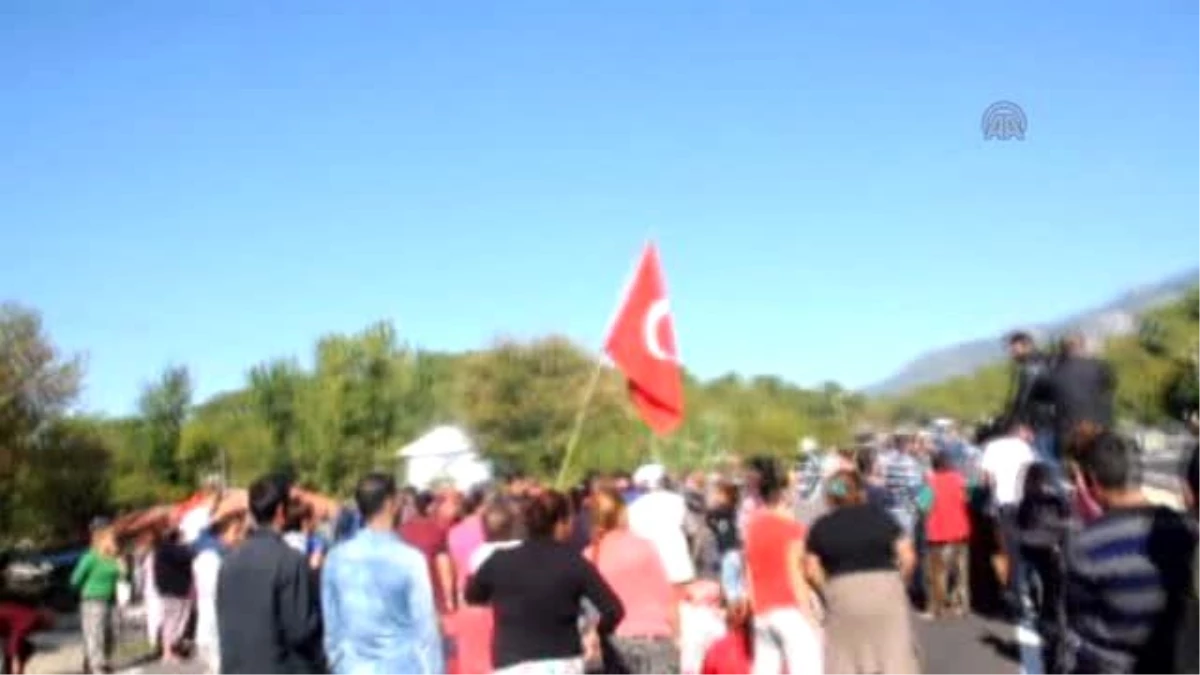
[1045,333,1116,448]
[1002,331,1054,430]
[217,474,323,674]
[1003,332,1058,475]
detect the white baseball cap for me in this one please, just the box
[632,463,666,488]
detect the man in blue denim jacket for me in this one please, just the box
[322,473,444,675]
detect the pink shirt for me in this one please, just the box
[448,515,484,587]
[586,530,674,638]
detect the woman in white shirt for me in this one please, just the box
[192,515,248,675]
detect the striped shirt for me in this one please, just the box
[1064,505,1196,674]
[881,450,924,517]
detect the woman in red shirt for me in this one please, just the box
[742,456,822,675]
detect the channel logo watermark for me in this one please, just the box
[982,100,1026,141]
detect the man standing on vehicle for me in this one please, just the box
[1045,332,1116,452]
[1002,331,1057,475]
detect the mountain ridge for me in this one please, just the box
[866,267,1200,395]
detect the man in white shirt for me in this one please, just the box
[627,463,696,587]
[192,514,248,675]
[980,421,1038,615]
[981,423,1037,508]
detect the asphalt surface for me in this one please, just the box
[118,614,1023,675]
[916,612,1022,675]
[4,612,1027,672]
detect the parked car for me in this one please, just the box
[1,546,86,611]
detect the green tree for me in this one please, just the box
[9,419,113,544]
[248,359,304,473]
[454,337,633,477]
[1184,287,1200,322]
[138,366,193,486]
[1139,318,1169,356]
[0,303,84,542]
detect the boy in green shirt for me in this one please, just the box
[70,525,124,674]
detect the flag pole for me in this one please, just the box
[556,235,674,488]
[555,358,605,489]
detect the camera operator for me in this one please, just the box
[1001,332,1057,471]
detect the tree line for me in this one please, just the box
[1,288,1195,546]
[0,309,867,546]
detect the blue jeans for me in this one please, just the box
[997,505,1029,616]
[1034,430,1065,487]
[720,550,745,601]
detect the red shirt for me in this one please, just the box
[701,630,753,675]
[0,603,47,661]
[744,510,807,614]
[398,516,451,611]
[925,470,971,544]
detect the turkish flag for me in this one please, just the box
[604,242,684,435]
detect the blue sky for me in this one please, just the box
[3,1,1197,416]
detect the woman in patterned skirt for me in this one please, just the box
[585,487,680,674]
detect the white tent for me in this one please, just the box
[396,425,492,491]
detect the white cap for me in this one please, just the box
[633,463,666,488]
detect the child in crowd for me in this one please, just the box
[71,522,124,674]
[920,451,972,618]
[1016,462,1069,672]
[700,598,753,675]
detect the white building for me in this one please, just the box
[396,425,492,491]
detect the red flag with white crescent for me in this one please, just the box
[604,242,684,435]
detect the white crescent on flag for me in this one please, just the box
[643,298,676,362]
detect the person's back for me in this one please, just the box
[218,475,322,674]
[322,529,443,674]
[743,509,807,614]
[447,511,484,590]
[588,529,674,639]
[193,549,222,672]
[218,529,322,674]
[398,512,452,614]
[466,488,625,673]
[628,487,695,585]
[457,496,522,675]
[1066,505,1195,673]
[470,539,618,667]
[1016,489,1069,551]
[980,434,1037,508]
[881,446,922,531]
[153,541,193,599]
[1051,355,1114,429]
[926,469,970,545]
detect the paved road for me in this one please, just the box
[917,613,1022,675]
[117,614,1025,675]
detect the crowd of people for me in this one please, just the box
[11,410,1185,675]
[1,332,1196,675]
